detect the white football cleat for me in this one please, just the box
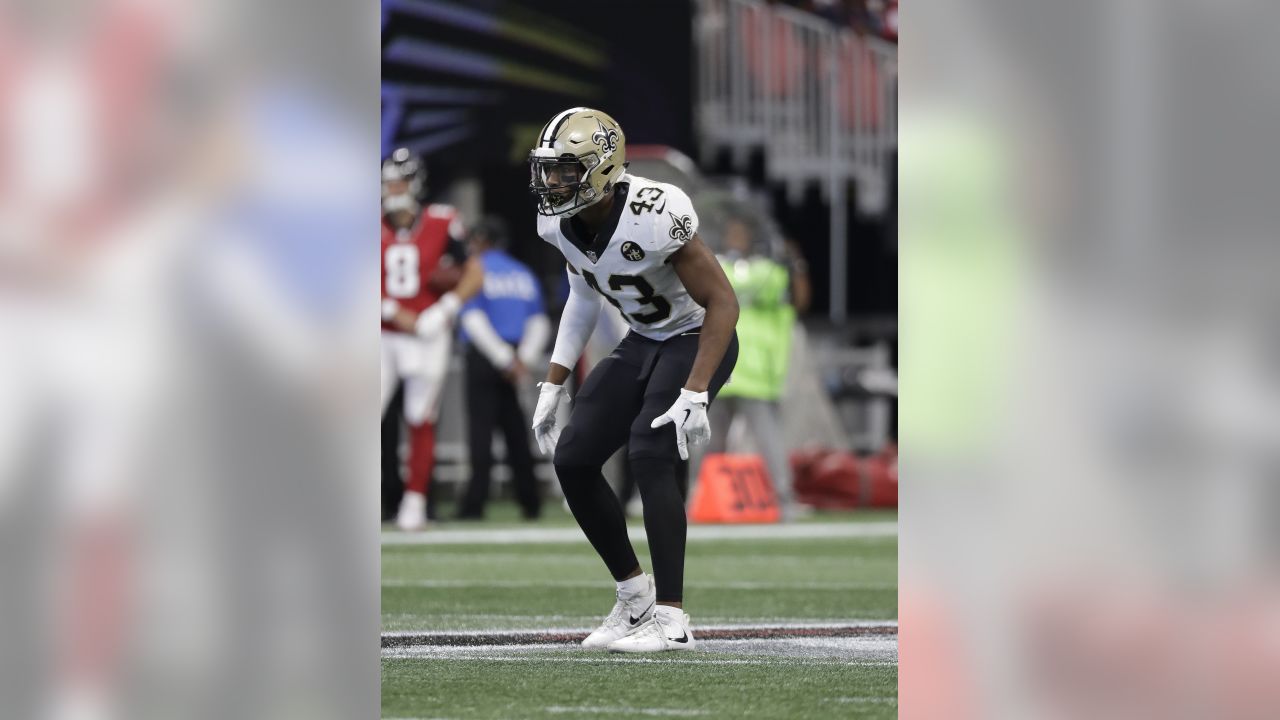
[607,605,696,653]
[396,491,429,532]
[581,576,656,649]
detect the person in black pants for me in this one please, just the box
[459,347,541,518]
[455,219,550,520]
[526,107,741,653]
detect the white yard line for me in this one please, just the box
[384,637,897,656]
[382,613,592,623]
[381,620,897,639]
[382,617,898,634]
[381,578,896,591]
[385,552,890,565]
[382,626,900,665]
[381,651,895,666]
[381,522,897,546]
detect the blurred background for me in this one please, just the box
[0,0,378,718]
[898,0,1280,718]
[380,0,899,523]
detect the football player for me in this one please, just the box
[528,108,740,652]
[380,148,483,530]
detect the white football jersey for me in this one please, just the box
[537,174,704,341]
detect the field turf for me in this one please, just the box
[382,503,897,719]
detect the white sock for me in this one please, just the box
[655,604,683,619]
[617,573,649,597]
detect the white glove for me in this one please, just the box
[381,299,400,321]
[414,292,462,337]
[414,303,450,337]
[649,388,710,461]
[531,382,569,456]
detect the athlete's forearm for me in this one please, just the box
[684,289,739,393]
[545,362,572,386]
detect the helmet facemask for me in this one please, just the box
[529,152,606,218]
[382,149,425,226]
[382,176,420,221]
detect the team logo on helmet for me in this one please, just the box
[592,119,619,156]
[620,241,645,261]
[668,213,694,243]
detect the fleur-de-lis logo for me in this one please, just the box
[668,213,694,243]
[591,120,619,156]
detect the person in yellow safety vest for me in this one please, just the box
[707,217,810,521]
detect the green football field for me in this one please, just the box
[381,503,898,719]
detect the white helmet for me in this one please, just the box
[382,147,425,217]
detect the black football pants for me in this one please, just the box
[553,329,738,603]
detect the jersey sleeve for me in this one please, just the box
[424,203,469,264]
[426,203,466,242]
[650,184,699,262]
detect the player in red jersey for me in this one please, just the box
[380,148,483,530]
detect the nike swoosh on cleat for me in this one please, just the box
[629,601,654,625]
[672,632,690,644]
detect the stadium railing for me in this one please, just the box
[695,0,897,215]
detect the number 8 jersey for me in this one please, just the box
[536,174,705,341]
[381,204,466,332]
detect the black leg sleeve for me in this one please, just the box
[617,446,638,504]
[622,331,739,602]
[553,347,648,582]
[630,456,687,603]
[554,463,640,581]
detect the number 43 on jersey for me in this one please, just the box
[579,269,672,324]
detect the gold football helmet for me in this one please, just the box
[529,107,627,217]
